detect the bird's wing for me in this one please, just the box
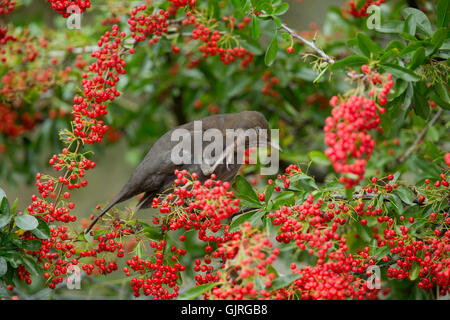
[200,133,245,176]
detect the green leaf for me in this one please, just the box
[313,64,330,84]
[331,56,368,70]
[265,30,278,66]
[410,263,420,281]
[14,214,39,231]
[0,257,7,277]
[431,28,447,53]
[4,252,22,268]
[386,40,405,51]
[21,256,40,275]
[265,182,275,203]
[234,176,261,206]
[142,225,163,240]
[0,188,5,203]
[21,240,42,251]
[357,32,382,57]
[403,14,417,35]
[413,88,430,119]
[388,193,404,215]
[377,20,404,34]
[273,3,290,16]
[177,282,220,300]
[437,0,450,28]
[0,197,12,229]
[381,63,420,82]
[30,218,51,239]
[229,209,265,232]
[251,15,261,40]
[135,242,144,259]
[431,94,450,110]
[431,83,450,110]
[408,47,426,69]
[271,191,295,209]
[354,221,372,242]
[402,8,432,37]
[10,199,18,215]
[308,150,330,166]
[395,187,416,205]
[269,273,302,291]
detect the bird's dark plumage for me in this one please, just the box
[85,111,276,233]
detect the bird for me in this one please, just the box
[85,111,281,233]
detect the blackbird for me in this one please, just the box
[85,111,280,233]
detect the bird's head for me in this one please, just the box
[232,111,282,152]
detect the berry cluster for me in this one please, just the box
[0,0,15,16]
[0,103,40,137]
[324,95,381,188]
[124,240,186,299]
[205,223,282,300]
[324,68,394,188]
[46,0,91,18]
[261,72,280,98]
[190,22,254,66]
[348,0,386,18]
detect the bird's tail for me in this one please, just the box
[84,197,120,234]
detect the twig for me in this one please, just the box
[54,140,81,207]
[395,108,444,165]
[279,23,335,65]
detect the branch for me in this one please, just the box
[279,23,335,65]
[394,108,444,166]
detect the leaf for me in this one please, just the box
[4,252,22,268]
[0,188,5,203]
[437,0,450,28]
[271,191,295,209]
[0,257,7,277]
[381,63,420,82]
[30,218,51,239]
[10,199,18,215]
[177,282,220,300]
[357,32,382,57]
[413,88,430,119]
[408,47,426,69]
[431,28,447,53]
[403,14,417,35]
[402,8,432,37]
[410,263,420,281]
[273,3,290,16]
[14,214,39,231]
[135,242,144,259]
[308,150,330,166]
[331,56,368,70]
[251,15,261,40]
[265,30,278,66]
[265,182,275,203]
[395,187,416,205]
[142,226,163,240]
[234,176,261,206]
[0,197,12,229]
[388,193,404,215]
[313,64,330,84]
[21,240,42,251]
[229,209,265,232]
[431,83,450,110]
[377,20,404,34]
[354,221,372,242]
[21,256,40,275]
[269,273,302,291]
